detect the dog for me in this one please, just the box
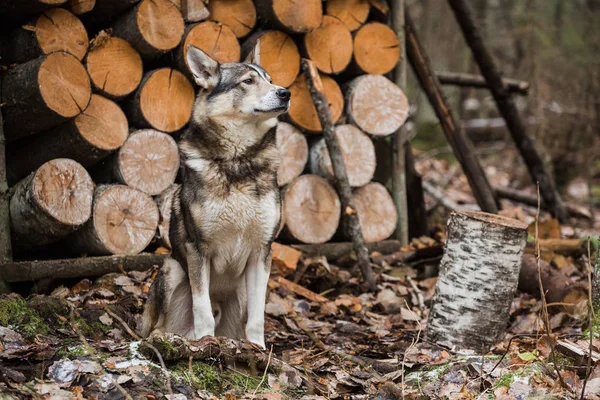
[140,44,291,349]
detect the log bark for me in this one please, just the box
[436,71,530,95]
[85,33,144,100]
[241,30,299,88]
[276,122,308,187]
[350,182,397,243]
[66,184,159,256]
[207,0,256,38]
[281,175,341,245]
[447,0,568,222]
[427,211,528,350]
[127,68,195,133]
[288,73,344,133]
[309,124,376,188]
[292,239,401,261]
[1,52,91,142]
[0,253,167,282]
[7,94,128,185]
[92,129,179,196]
[352,22,401,75]
[325,0,370,32]
[303,15,353,74]
[111,0,184,60]
[9,159,94,250]
[2,8,89,65]
[155,184,179,250]
[345,74,409,136]
[302,59,377,291]
[255,0,322,34]
[79,0,139,32]
[405,10,499,214]
[66,0,96,15]
[181,0,209,23]
[0,0,67,21]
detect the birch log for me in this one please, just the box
[288,73,344,132]
[427,211,528,350]
[9,159,93,250]
[276,122,308,187]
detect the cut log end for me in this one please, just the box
[282,175,341,244]
[276,122,308,187]
[325,0,370,31]
[137,0,184,52]
[183,21,240,65]
[35,7,89,60]
[242,30,299,88]
[263,0,323,33]
[117,129,180,195]
[346,74,408,136]
[207,0,256,38]
[77,94,129,150]
[288,73,344,132]
[353,182,397,242]
[86,34,144,98]
[304,15,353,74]
[353,22,400,75]
[67,0,96,15]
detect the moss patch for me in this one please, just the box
[0,295,49,339]
[171,360,260,395]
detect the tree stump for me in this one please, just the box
[303,15,353,74]
[9,159,93,250]
[352,22,400,75]
[281,175,341,244]
[427,211,528,350]
[111,0,184,60]
[276,122,308,187]
[7,94,128,185]
[351,182,397,242]
[345,74,408,136]
[1,52,91,142]
[207,0,256,38]
[0,0,67,21]
[86,33,144,100]
[288,73,344,133]
[255,0,322,34]
[128,68,195,133]
[241,30,299,88]
[67,185,159,256]
[3,8,89,65]
[181,0,209,23]
[309,124,375,188]
[155,184,179,249]
[67,0,96,15]
[325,0,370,31]
[93,129,180,196]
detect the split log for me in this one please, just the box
[0,0,67,21]
[9,159,93,250]
[350,182,397,243]
[276,122,308,187]
[255,0,322,34]
[427,211,528,350]
[176,21,240,75]
[281,175,341,244]
[207,0,256,38]
[303,15,353,74]
[111,0,184,60]
[67,185,159,256]
[181,0,209,23]
[292,240,401,261]
[436,71,530,95]
[241,30,299,88]
[1,52,91,142]
[128,68,195,133]
[271,242,301,277]
[79,0,139,31]
[352,22,400,75]
[67,0,95,14]
[326,0,371,31]
[92,129,180,196]
[345,74,408,136]
[2,8,88,65]
[288,73,344,133]
[7,94,128,185]
[86,33,144,100]
[155,184,179,250]
[309,124,375,187]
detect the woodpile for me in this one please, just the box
[0,0,409,263]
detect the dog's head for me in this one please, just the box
[185,44,291,129]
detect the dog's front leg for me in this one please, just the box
[245,250,271,349]
[185,243,215,339]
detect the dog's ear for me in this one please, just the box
[244,40,261,65]
[186,45,220,91]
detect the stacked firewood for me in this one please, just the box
[0,0,409,258]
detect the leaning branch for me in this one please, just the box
[436,71,530,95]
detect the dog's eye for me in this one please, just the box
[243,78,254,85]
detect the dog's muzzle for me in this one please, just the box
[276,88,291,101]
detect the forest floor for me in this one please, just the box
[0,145,599,400]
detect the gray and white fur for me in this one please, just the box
[140,44,290,348]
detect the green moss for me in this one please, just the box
[494,372,517,388]
[56,344,96,359]
[0,295,50,339]
[582,312,600,339]
[171,360,261,395]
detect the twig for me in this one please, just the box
[112,377,134,400]
[581,239,595,400]
[253,345,273,396]
[406,276,425,310]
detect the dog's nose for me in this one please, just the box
[276,88,291,100]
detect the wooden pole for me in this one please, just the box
[405,10,499,214]
[446,0,568,222]
[436,71,530,95]
[301,59,377,291]
[0,111,12,292]
[391,0,409,245]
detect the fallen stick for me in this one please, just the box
[292,240,401,261]
[436,71,530,95]
[371,245,444,266]
[268,275,328,303]
[494,185,591,219]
